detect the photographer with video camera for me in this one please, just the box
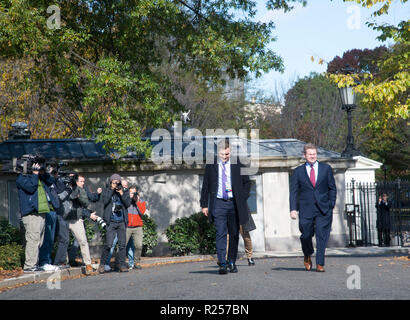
[36,165,62,272]
[98,174,131,273]
[54,174,98,275]
[16,156,60,273]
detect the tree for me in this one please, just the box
[0,57,69,140]
[328,0,409,129]
[1,0,309,155]
[363,117,410,178]
[327,47,389,74]
[324,0,409,176]
[160,61,250,132]
[276,73,371,152]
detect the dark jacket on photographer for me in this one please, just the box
[56,178,101,220]
[66,186,90,220]
[55,178,74,219]
[84,185,100,203]
[16,173,60,217]
[100,187,131,227]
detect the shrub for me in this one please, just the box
[0,243,24,270]
[0,217,22,246]
[192,213,216,254]
[165,213,216,256]
[142,214,158,256]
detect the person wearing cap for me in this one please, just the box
[98,174,131,273]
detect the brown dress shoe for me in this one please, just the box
[303,256,312,271]
[85,264,93,276]
[316,264,325,272]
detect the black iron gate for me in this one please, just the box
[345,178,410,247]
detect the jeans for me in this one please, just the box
[105,234,134,267]
[38,211,57,266]
[100,221,127,269]
[126,227,143,267]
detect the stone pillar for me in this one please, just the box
[262,171,300,251]
[0,180,8,221]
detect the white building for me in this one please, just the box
[344,156,382,184]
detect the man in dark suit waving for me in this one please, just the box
[289,143,337,272]
[201,139,251,274]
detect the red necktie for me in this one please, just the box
[310,164,315,187]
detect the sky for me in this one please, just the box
[246,0,410,100]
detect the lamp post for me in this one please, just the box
[339,67,362,158]
[382,164,388,183]
[382,163,388,192]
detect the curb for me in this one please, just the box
[253,246,410,258]
[0,267,83,292]
[1,247,408,292]
[0,255,216,292]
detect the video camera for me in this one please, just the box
[47,161,78,189]
[48,161,69,176]
[60,174,78,189]
[3,154,47,174]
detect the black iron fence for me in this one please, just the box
[345,179,410,247]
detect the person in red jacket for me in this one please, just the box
[126,185,146,269]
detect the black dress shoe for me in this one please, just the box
[248,258,255,266]
[218,263,228,275]
[228,262,238,273]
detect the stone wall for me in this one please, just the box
[0,156,356,257]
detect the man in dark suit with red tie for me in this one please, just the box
[201,139,251,274]
[289,143,337,272]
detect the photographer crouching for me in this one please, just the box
[16,157,60,273]
[98,174,131,273]
[54,174,98,275]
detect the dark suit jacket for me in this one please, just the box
[289,162,337,217]
[200,161,251,226]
